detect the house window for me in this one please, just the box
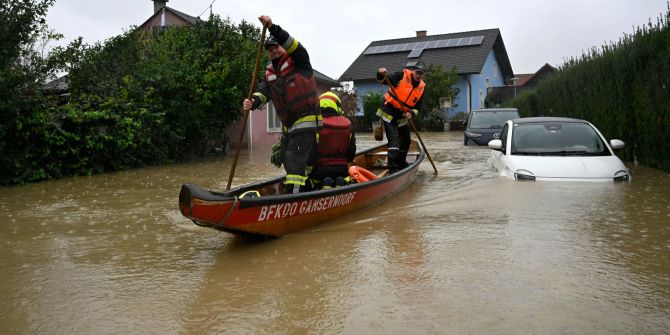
[152,26,169,35]
[493,62,498,77]
[486,78,491,89]
[267,102,282,132]
[479,90,485,109]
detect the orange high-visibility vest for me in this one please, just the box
[383,69,425,113]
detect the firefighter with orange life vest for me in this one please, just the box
[376,61,426,173]
[309,91,356,185]
[243,16,321,194]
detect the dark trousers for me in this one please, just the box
[283,128,317,192]
[384,119,410,173]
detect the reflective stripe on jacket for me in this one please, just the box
[285,114,323,133]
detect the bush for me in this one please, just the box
[505,91,538,117]
[505,7,670,171]
[362,91,384,129]
[422,108,446,131]
[0,7,263,184]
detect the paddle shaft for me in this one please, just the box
[382,73,438,175]
[226,26,267,191]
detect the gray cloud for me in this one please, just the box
[46,0,666,78]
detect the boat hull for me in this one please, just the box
[179,141,424,236]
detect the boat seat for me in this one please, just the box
[366,151,420,156]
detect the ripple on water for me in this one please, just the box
[2,132,670,334]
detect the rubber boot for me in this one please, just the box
[284,184,300,195]
[322,177,334,190]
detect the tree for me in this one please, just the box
[1,7,264,184]
[0,0,58,94]
[418,64,460,130]
[331,84,357,117]
[0,0,66,184]
[362,91,384,129]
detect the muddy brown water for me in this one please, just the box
[1,132,669,334]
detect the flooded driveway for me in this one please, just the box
[1,131,669,334]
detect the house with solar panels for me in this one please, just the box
[339,29,515,117]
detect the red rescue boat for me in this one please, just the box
[178,140,424,236]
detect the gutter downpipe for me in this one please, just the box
[466,75,472,114]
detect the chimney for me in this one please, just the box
[416,30,427,38]
[153,0,168,13]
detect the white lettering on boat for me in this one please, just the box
[258,202,299,221]
[257,192,357,222]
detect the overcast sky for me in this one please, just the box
[46,0,667,79]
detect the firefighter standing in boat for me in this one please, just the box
[243,15,321,194]
[376,61,426,174]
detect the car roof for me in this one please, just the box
[471,108,518,113]
[511,117,588,124]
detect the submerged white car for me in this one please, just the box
[488,117,630,182]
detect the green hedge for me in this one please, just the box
[0,9,261,184]
[508,9,670,171]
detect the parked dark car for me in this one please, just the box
[463,108,520,145]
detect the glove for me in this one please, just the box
[270,140,283,167]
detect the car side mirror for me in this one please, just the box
[610,139,625,150]
[488,139,503,151]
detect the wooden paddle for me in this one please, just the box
[382,73,438,175]
[226,26,267,191]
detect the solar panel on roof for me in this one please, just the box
[407,48,423,58]
[470,36,484,45]
[362,35,485,57]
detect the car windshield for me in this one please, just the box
[511,122,611,156]
[469,111,520,129]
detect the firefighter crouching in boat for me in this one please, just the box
[243,15,321,194]
[308,91,356,190]
[376,61,426,174]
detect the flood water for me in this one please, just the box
[1,131,669,334]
